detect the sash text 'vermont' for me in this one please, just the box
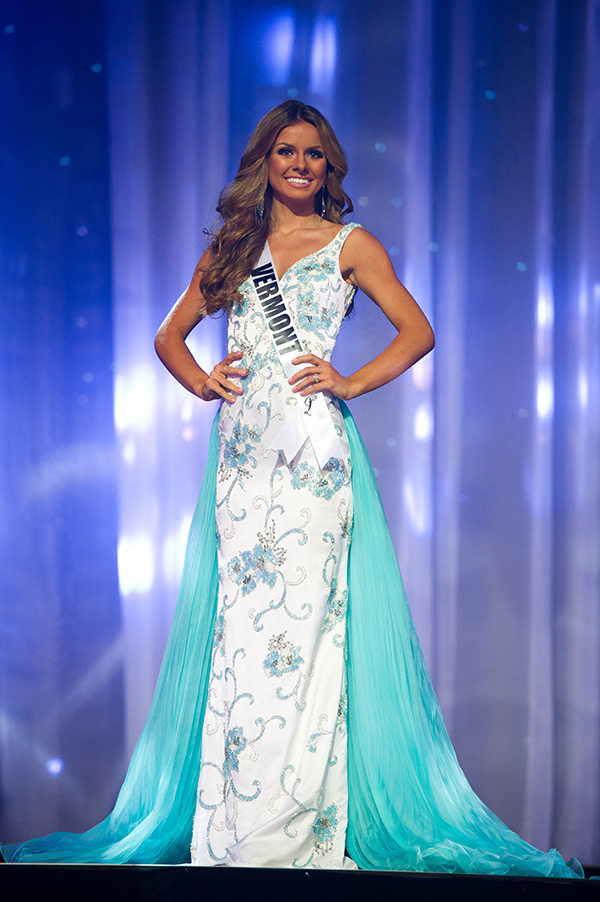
[250,262,303,356]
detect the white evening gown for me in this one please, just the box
[191,223,361,868]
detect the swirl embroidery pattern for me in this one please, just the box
[191,224,361,868]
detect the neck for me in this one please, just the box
[270,197,322,233]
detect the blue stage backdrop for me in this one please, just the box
[0,0,598,865]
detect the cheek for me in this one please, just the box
[268,156,286,180]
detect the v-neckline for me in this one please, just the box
[268,225,349,282]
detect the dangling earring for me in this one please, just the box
[320,186,327,219]
[257,197,264,218]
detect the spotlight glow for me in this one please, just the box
[413,401,434,441]
[309,17,337,93]
[162,515,193,584]
[578,371,588,410]
[46,758,64,776]
[536,374,554,420]
[114,364,157,433]
[263,13,295,84]
[122,438,136,464]
[536,278,554,330]
[402,475,432,537]
[118,533,155,596]
[411,356,434,391]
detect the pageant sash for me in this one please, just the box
[249,243,344,469]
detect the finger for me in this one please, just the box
[212,363,247,380]
[291,354,322,366]
[209,367,240,395]
[223,350,244,364]
[220,365,248,377]
[202,382,229,403]
[299,384,323,398]
[214,374,244,396]
[288,366,320,386]
[211,381,238,403]
[291,375,323,393]
[296,377,327,397]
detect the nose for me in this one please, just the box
[293,159,309,173]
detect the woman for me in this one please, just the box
[154,101,433,869]
[1,101,582,877]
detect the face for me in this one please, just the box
[267,121,327,208]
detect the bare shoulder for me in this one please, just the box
[168,246,213,321]
[342,225,385,253]
[195,244,214,277]
[179,245,212,300]
[340,226,394,283]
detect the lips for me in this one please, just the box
[285,177,312,186]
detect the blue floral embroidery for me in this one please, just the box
[278,765,340,866]
[228,540,286,595]
[198,645,286,861]
[227,510,311,628]
[213,610,225,653]
[290,458,348,499]
[337,500,353,540]
[322,579,348,633]
[307,689,347,760]
[264,632,304,677]
[284,261,341,342]
[307,713,330,753]
[246,345,279,379]
[219,420,260,483]
[296,294,337,336]
[312,803,338,855]
[224,725,247,776]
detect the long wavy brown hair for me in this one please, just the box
[200,100,354,316]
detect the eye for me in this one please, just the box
[276,147,293,156]
[308,150,324,159]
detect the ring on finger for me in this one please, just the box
[313,373,320,384]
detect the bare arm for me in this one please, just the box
[289,227,435,400]
[154,248,247,402]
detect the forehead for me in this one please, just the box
[273,120,323,147]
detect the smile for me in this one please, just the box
[285,177,312,186]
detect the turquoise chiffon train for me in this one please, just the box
[1,405,583,877]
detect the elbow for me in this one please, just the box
[154,323,168,362]
[421,321,435,357]
[427,325,435,354]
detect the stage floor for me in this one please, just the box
[2,863,599,901]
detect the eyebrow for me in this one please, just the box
[274,141,325,151]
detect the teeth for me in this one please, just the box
[286,178,310,185]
